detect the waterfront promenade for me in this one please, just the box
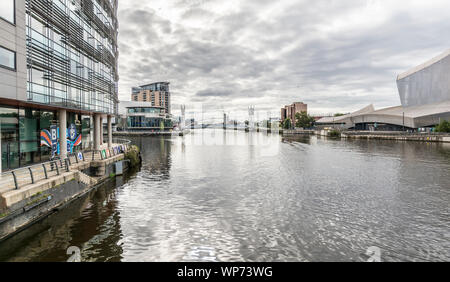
[282,129,450,143]
[0,142,132,241]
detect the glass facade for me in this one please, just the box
[127,117,173,129]
[81,115,93,150]
[138,83,170,92]
[0,0,15,24]
[0,46,16,70]
[1,107,19,170]
[25,0,118,115]
[0,0,119,172]
[127,108,163,114]
[1,105,89,171]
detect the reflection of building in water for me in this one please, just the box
[131,137,172,179]
[0,181,125,262]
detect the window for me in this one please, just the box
[0,46,15,70]
[0,0,14,24]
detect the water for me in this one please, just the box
[0,130,449,262]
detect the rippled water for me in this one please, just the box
[0,130,449,262]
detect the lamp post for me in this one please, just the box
[403,112,405,132]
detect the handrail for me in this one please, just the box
[112,138,132,145]
[342,131,450,137]
[0,159,67,191]
[0,143,130,192]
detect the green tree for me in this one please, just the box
[435,120,450,133]
[295,112,315,128]
[282,118,292,129]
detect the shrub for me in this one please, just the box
[435,120,450,133]
[125,145,141,167]
[329,129,341,138]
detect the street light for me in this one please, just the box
[403,112,405,132]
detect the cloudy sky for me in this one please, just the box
[117,0,450,120]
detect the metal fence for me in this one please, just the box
[0,143,130,194]
[111,138,132,146]
[343,131,450,137]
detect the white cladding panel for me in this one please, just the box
[397,53,450,107]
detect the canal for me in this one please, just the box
[0,130,449,262]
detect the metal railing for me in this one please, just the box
[0,143,130,193]
[111,138,132,146]
[342,131,450,137]
[0,158,71,193]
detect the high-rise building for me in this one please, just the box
[0,0,119,172]
[131,82,171,114]
[281,102,308,122]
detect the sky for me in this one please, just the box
[117,0,450,121]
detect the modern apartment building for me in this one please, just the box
[281,102,308,122]
[131,82,171,114]
[117,101,173,132]
[0,0,119,172]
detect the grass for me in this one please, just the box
[27,194,51,207]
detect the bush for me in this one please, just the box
[125,145,141,167]
[329,129,341,138]
[435,120,450,133]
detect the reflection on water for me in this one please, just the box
[0,130,449,262]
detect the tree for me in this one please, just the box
[295,112,315,129]
[282,118,292,129]
[435,120,450,133]
[262,120,271,129]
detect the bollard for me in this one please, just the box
[55,161,60,175]
[12,171,19,190]
[42,163,48,179]
[65,159,70,172]
[28,167,34,184]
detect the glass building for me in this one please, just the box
[0,0,119,172]
[117,101,174,132]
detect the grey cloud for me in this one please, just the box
[196,89,233,97]
[118,0,450,117]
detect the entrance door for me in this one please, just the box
[1,142,19,171]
